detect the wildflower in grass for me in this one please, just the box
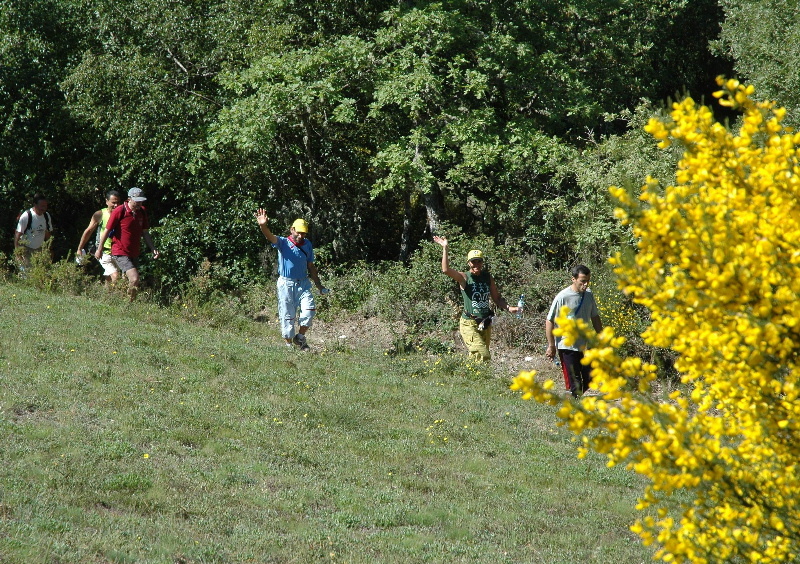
[426,419,450,445]
[512,78,800,563]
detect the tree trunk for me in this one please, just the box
[399,191,411,261]
[422,184,445,236]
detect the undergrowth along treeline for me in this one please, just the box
[0,281,655,563]
[0,225,661,367]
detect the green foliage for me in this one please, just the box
[0,0,98,257]
[0,251,11,281]
[3,0,728,287]
[151,194,265,294]
[715,0,800,126]
[546,102,684,264]
[13,242,95,295]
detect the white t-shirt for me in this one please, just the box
[16,209,51,249]
[546,286,599,351]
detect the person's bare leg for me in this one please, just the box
[126,267,140,301]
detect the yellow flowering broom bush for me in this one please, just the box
[511,78,800,563]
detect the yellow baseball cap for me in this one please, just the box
[291,219,309,233]
[467,249,484,262]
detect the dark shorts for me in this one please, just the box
[558,349,593,398]
[112,255,139,273]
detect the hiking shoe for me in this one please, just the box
[293,334,310,351]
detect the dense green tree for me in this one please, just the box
[2,0,728,285]
[0,0,99,256]
[60,0,283,285]
[216,0,726,265]
[367,0,725,261]
[715,0,800,126]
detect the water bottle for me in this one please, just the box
[545,344,561,367]
[516,294,525,318]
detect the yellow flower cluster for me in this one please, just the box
[511,77,800,563]
[595,291,641,342]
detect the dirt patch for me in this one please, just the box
[309,314,561,383]
[311,316,406,351]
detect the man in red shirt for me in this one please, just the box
[94,187,159,300]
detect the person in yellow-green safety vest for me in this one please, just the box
[76,190,122,283]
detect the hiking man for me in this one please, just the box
[254,208,328,350]
[546,264,603,398]
[433,235,519,362]
[76,190,122,283]
[14,194,53,269]
[94,187,158,300]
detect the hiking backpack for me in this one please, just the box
[17,209,52,234]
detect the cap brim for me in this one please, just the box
[131,197,147,202]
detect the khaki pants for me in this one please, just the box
[459,317,491,362]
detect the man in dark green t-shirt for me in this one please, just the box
[433,236,520,361]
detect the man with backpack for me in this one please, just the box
[94,187,158,300]
[14,194,53,269]
[76,190,122,283]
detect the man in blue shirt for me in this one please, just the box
[255,208,328,350]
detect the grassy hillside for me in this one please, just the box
[0,282,654,563]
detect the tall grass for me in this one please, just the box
[0,281,654,563]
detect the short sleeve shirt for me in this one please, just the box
[547,286,600,351]
[273,236,314,279]
[106,203,149,258]
[16,209,51,249]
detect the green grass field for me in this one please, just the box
[0,281,654,563]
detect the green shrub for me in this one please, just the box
[47,259,95,295]
[0,251,11,281]
[237,280,276,322]
[13,242,95,295]
[168,259,260,329]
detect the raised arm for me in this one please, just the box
[255,208,277,245]
[432,236,466,286]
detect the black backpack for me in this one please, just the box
[17,209,52,234]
